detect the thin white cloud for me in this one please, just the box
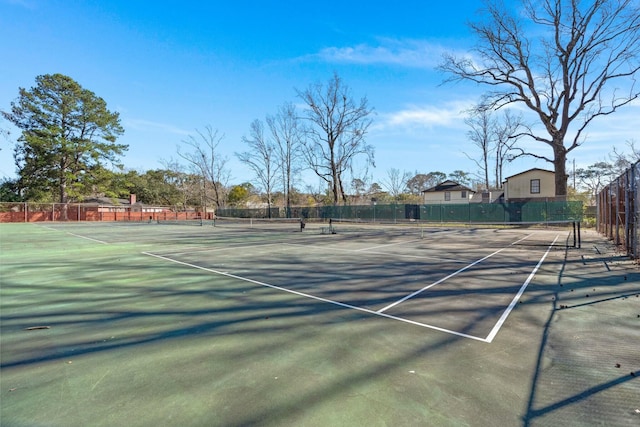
[123,118,192,136]
[312,38,451,69]
[376,100,474,131]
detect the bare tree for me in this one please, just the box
[382,168,411,201]
[464,109,494,189]
[494,110,523,187]
[160,157,198,210]
[297,72,375,204]
[440,0,640,197]
[177,126,230,212]
[266,102,303,216]
[237,119,280,217]
[611,139,640,172]
[465,108,523,189]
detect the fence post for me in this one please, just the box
[630,165,637,259]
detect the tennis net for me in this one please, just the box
[213,216,303,232]
[325,218,427,237]
[156,217,208,226]
[325,218,581,247]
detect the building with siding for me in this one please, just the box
[422,180,475,204]
[503,168,555,200]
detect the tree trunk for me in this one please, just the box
[59,182,69,221]
[483,154,489,190]
[267,197,272,218]
[553,142,568,197]
[339,178,347,204]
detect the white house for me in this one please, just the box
[503,168,555,200]
[422,180,476,204]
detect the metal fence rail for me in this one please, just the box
[596,161,639,261]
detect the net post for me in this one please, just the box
[573,221,577,248]
[577,221,581,249]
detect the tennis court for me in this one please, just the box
[142,222,569,342]
[1,221,638,426]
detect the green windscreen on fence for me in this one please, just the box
[421,201,583,223]
[217,201,583,224]
[1,200,583,224]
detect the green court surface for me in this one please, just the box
[1,221,638,426]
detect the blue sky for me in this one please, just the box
[1,0,638,190]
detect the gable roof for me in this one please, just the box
[504,168,555,181]
[422,180,476,193]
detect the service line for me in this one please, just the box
[66,232,109,244]
[377,234,534,313]
[36,224,109,244]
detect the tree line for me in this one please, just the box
[0,72,472,209]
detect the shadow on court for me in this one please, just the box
[0,224,638,426]
[522,232,639,426]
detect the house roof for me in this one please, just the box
[422,180,476,193]
[504,168,555,181]
[81,197,142,206]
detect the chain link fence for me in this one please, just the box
[0,203,206,222]
[2,199,584,228]
[219,201,582,224]
[597,161,639,261]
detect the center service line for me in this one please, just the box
[377,234,534,313]
[484,235,559,343]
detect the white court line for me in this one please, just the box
[66,232,109,244]
[484,235,559,343]
[157,242,286,257]
[141,251,489,342]
[377,247,508,313]
[377,234,534,313]
[350,226,494,253]
[284,243,464,264]
[354,238,423,252]
[35,224,109,244]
